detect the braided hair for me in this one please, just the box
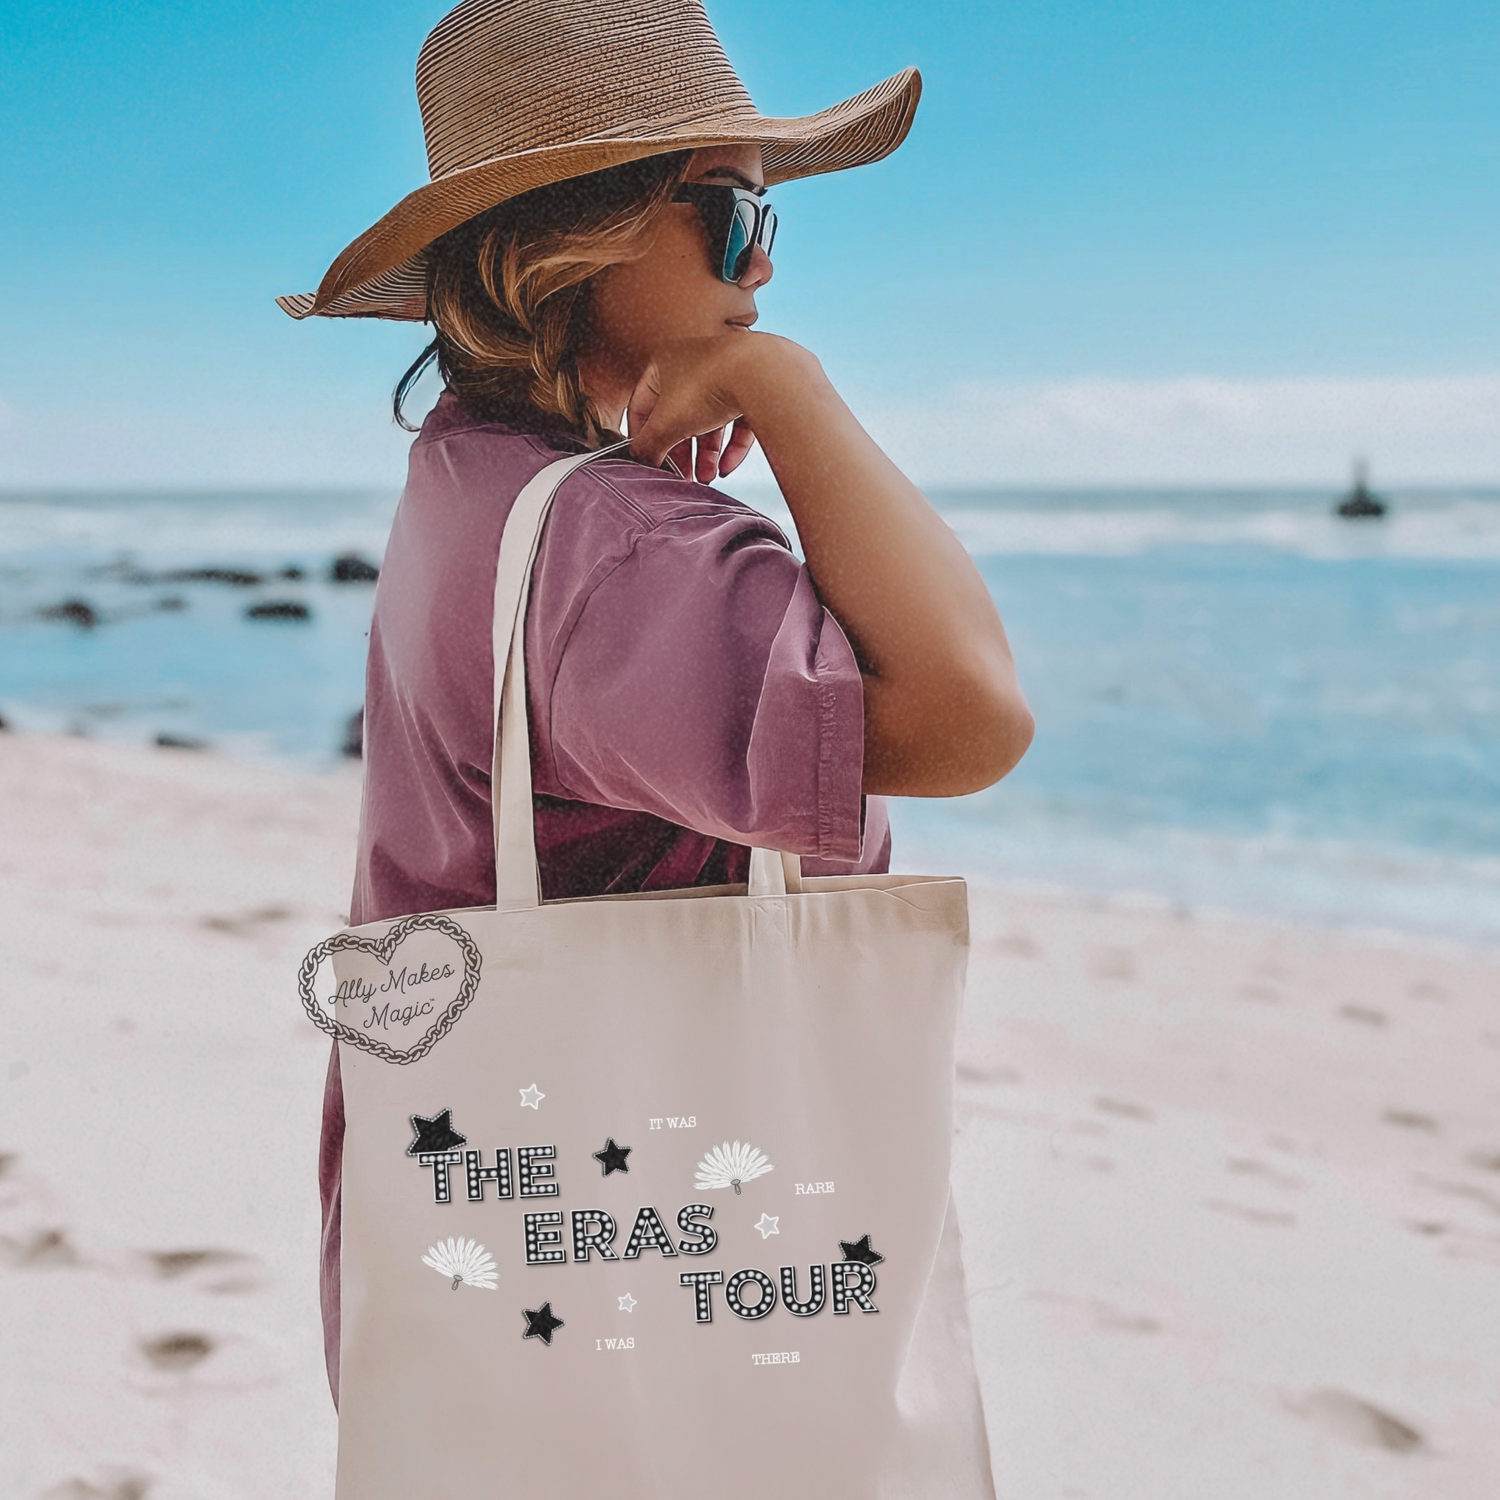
[394,152,693,446]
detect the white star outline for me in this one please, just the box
[618,1293,637,1312]
[753,1213,779,1239]
[519,1084,545,1109]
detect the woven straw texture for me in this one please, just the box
[278,0,920,321]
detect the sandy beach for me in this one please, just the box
[3,731,1497,1499]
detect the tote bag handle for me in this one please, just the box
[490,447,803,911]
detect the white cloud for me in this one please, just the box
[848,375,1500,486]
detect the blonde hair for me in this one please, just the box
[395,152,693,445]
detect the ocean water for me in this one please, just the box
[0,490,396,764]
[1,485,1496,944]
[899,489,1500,944]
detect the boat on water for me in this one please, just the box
[1336,460,1387,518]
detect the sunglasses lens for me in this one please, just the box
[724,199,756,282]
[758,204,778,258]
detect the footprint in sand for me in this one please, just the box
[1205,1198,1297,1227]
[1093,1096,1154,1122]
[1092,1302,1160,1334]
[992,931,1040,959]
[1287,1388,1424,1453]
[138,1330,216,1373]
[0,1227,82,1269]
[956,1061,1022,1088]
[1415,1174,1500,1218]
[0,1155,85,1267]
[1091,947,1136,982]
[198,904,295,936]
[1225,1156,1304,1191]
[138,1247,264,1294]
[1237,981,1282,1003]
[1406,979,1449,1002]
[1384,1108,1439,1131]
[1034,1290,1162,1336]
[129,1328,279,1393]
[39,1471,151,1500]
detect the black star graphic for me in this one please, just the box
[592,1137,632,1176]
[407,1108,467,1157]
[522,1302,565,1345]
[839,1233,885,1266]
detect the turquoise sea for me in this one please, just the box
[1,486,1496,944]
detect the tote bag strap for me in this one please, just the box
[490,445,802,911]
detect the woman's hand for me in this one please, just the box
[633,331,1034,797]
[625,335,762,483]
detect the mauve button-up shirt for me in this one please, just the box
[319,393,889,1400]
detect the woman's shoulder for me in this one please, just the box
[394,395,791,613]
[418,394,787,543]
[410,391,587,475]
[567,453,789,545]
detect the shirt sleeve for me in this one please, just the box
[533,504,868,864]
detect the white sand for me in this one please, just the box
[2,733,1497,1498]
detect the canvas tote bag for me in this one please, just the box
[298,446,996,1498]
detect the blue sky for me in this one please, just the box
[3,0,1498,485]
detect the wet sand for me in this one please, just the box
[2,733,1497,1498]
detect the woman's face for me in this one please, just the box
[585,144,773,375]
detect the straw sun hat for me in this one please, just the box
[277,0,921,321]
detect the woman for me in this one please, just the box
[284,0,1031,1446]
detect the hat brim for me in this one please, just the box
[277,66,920,321]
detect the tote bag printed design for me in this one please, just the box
[300,914,482,1062]
[301,447,996,1499]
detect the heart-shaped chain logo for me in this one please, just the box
[297,914,482,1065]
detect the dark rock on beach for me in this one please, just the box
[38,599,100,628]
[1335,462,1387,519]
[1336,488,1386,519]
[341,707,364,760]
[245,600,312,621]
[330,553,380,583]
[154,733,208,751]
[163,566,265,586]
[92,559,266,586]
[278,565,306,580]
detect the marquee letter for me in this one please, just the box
[418,1151,463,1203]
[832,1261,878,1314]
[623,1205,678,1259]
[518,1145,558,1197]
[571,1209,620,1263]
[675,1203,717,1255]
[523,1211,566,1265]
[779,1264,826,1317]
[465,1148,512,1201]
[724,1267,778,1321]
[679,1270,723,1323]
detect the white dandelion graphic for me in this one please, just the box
[422,1236,499,1291]
[694,1140,774,1195]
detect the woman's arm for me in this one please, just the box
[627,333,1033,797]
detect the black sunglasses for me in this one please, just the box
[673,183,778,284]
